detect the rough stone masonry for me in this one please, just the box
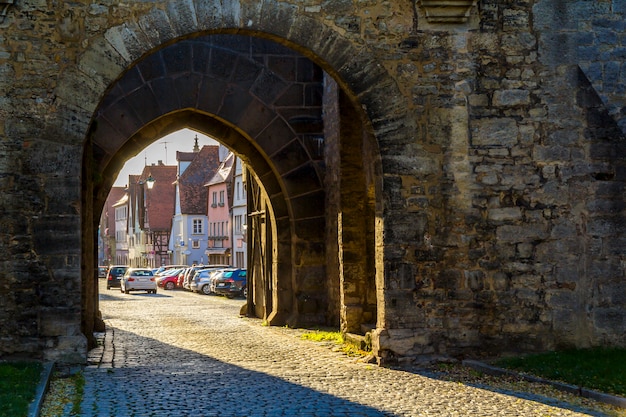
[0,0,625,365]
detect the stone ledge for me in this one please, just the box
[27,361,54,417]
[419,0,478,23]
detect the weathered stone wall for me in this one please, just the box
[374,0,626,360]
[1,0,625,364]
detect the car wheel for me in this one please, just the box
[165,281,175,290]
[242,287,248,298]
[201,284,211,295]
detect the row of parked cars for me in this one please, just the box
[102,264,247,298]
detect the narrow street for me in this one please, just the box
[43,279,619,416]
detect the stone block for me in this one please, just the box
[40,312,81,337]
[496,223,548,243]
[493,89,531,107]
[532,145,571,162]
[488,207,522,222]
[167,0,198,36]
[586,216,623,237]
[593,308,626,332]
[138,8,175,46]
[471,118,518,147]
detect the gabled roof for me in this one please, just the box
[178,145,221,215]
[112,192,128,208]
[206,151,235,186]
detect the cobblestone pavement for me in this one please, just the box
[62,280,619,416]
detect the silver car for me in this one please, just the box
[121,268,157,294]
[190,266,230,294]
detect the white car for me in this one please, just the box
[121,268,157,294]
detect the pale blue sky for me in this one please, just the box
[113,129,218,186]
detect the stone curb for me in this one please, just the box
[28,361,54,417]
[462,359,626,409]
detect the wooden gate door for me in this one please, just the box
[245,168,273,319]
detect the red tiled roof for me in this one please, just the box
[178,146,221,215]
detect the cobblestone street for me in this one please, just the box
[47,280,620,416]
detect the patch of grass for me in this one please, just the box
[495,347,626,397]
[70,372,85,415]
[300,329,372,358]
[339,343,371,357]
[0,361,43,417]
[300,329,344,344]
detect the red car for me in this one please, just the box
[156,268,184,290]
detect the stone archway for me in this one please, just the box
[89,34,325,327]
[1,1,413,364]
[82,31,387,357]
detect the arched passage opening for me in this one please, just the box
[82,33,382,354]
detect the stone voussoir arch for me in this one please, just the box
[63,0,407,360]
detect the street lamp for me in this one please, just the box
[146,175,155,190]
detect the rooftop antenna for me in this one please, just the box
[160,141,170,164]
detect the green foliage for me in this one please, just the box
[0,361,43,417]
[495,348,626,396]
[300,330,344,343]
[70,372,85,415]
[300,329,372,358]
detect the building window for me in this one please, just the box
[192,219,203,234]
[219,190,225,206]
[212,191,217,207]
[235,215,242,234]
[191,240,200,249]
[236,251,244,268]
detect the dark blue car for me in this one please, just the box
[213,268,247,298]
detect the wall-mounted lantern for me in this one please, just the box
[146,175,155,190]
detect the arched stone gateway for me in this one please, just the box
[88,33,381,335]
[2,1,626,365]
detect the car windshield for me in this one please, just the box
[133,270,153,276]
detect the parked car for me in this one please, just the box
[189,266,231,294]
[213,268,247,298]
[98,266,108,278]
[106,265,129,290]
[179,265,208,290]
[121,268,157,294]
[154,264,188,276]
[156,268,184,290]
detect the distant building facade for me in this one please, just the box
[206,149,235,265]
[231,157,247,269]
[170,139,222,266]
